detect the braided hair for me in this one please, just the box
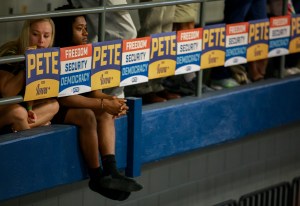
[52,0,86,47]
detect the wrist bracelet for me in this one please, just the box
[97,99,104,110]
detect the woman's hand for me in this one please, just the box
[102,98,129,118]
[27,110,37,124]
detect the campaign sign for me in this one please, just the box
[148,31,176,79]
[24,47,60,101]
[247,19,269,62]
[268,15,291,57]
[59,44,92,97]
[225,22,249,67]
[121,37,150,86]
[91,39,122,90]
[289,14,300,53]
[176,28,202,75]
[201,24,226,69]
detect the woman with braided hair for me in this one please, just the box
[52,0,143,201]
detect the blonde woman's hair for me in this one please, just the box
[19,18,55,53]
[0,18,55,57]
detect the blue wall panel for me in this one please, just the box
[0,119,128,202]
[114,116,128,169]
[140,77,300,163]
[0,125,85,201]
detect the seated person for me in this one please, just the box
[52,0,143,201]
[0,18,59,133]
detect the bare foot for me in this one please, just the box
[43,121,51,126]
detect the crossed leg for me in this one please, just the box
[0,104,29,132]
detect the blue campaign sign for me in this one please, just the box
[201,24,226,69]
[290,14,300,53]
[247,19,269,61]
[148,31,177,79]
[24,47,60,101]
[91,39,122,90]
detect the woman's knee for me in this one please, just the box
[4,105,28,127]
[0,105,27,131]
[10,105,28,121]
[66,109,96,127]
[5,105,29,131]
[97,111,114,122]
[45,99,59,115]
[52,99,59,112]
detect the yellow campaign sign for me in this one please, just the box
[247,44,269,61]
[148,32,176,79]
[91,69,121,90]
[201,24,226,69]
[247,19,269,62]
[148,59,176,79]
[201,50,226,69]
[24,48,60,101]
[289,15,300,53]
[24,79,59,101]
[91,39,122,90]
[289,37,300,53]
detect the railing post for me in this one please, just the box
[196,0,206,97]
[98,0,106,42]
[125,97,142,177]
[279,0,289,79]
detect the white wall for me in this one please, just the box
[0,0,64,45]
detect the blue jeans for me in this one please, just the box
[293,0,300,13]
[211,0,267,81]
[224,0,267,23]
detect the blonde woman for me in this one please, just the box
[0,18,59,132]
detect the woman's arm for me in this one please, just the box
[0,70,25,97]
[58,94,102,110]
[59,94,127,117]
[88,90,129,115]
[87,90,114,99]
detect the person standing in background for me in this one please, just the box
[73,0,137,98]
[268,0,300,76]
[224,0,269,82]
[163,3,215,95]
[124,0,181,104]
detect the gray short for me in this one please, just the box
[173,4,198,23]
